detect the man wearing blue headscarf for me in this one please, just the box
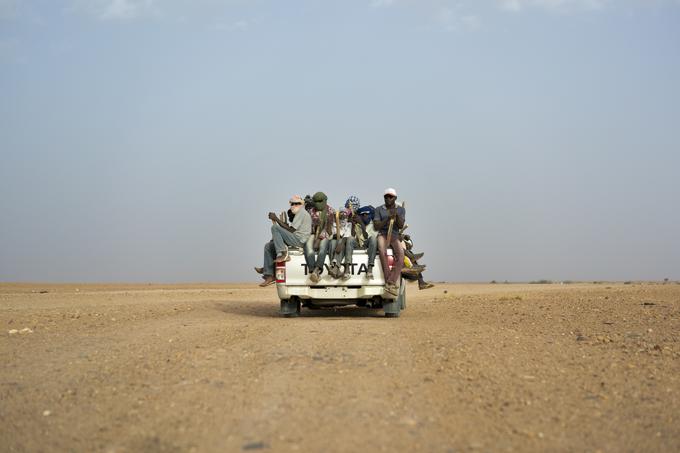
[329,195,365,280]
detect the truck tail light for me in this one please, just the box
[275,261,286,283]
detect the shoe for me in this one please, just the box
[275,251,290,263]
[259,275,275,287]
[341,271,351,281]
[366,266,374,279]
[329,262,341,278]
[401,268,421,277]
[254,267,264,274]
[419,282,435,290]
[384,283,398,296]
[309,269,321,283]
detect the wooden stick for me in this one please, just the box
[386,218,394,246]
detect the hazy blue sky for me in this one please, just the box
[1,0,679,283]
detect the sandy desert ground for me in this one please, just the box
[1,282,679,452]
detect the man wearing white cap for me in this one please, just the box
[257,195,312,287]
[373,188,406,295]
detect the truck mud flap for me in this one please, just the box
[383,299,400,317]
[384,280,405,318]
[280,297,301,317]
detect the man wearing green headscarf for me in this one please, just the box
[305,191,337,283]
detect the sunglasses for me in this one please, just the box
[290,202,303,206]
[384,194,396,199]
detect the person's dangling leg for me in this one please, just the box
[315,238,330,273]
[377,234,390,281]
[366,235,377,279]
[388,235,405,285]
[328,238,341,278]
[260,241,277,286]
[342,237,356,280]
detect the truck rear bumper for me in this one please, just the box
[277,284,396,301]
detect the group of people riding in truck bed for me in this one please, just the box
[255,188,434,296]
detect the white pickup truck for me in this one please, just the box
[275,247,406,318]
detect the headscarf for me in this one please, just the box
[357,205,375,225]
[304,194,314,211]
[345,195,360,213]
[312,192,328,234]
[312,191,327,210]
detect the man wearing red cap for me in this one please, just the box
[373,188,406,296]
